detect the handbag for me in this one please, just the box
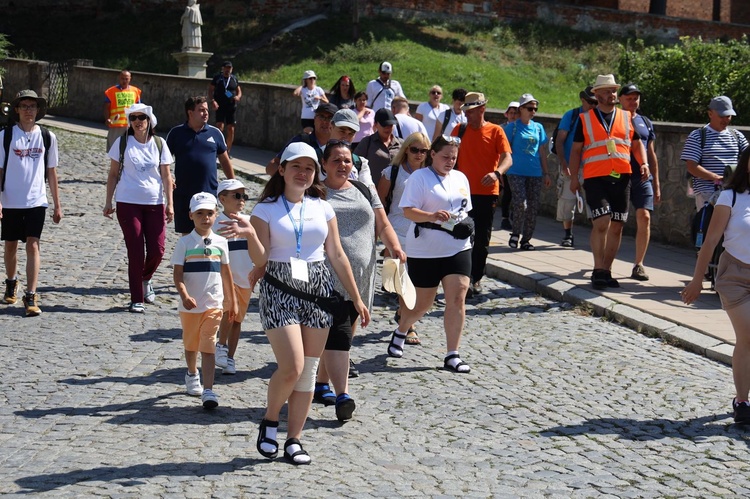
[262,272,348,318]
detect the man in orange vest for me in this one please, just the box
[103,70,142,153]
[569,74,648,290]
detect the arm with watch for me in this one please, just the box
[487,151,513,187]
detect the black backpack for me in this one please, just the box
[692,190,736,249]
[1,124,52,192]
[550,108,580,155]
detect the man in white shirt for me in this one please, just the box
[365,61,406,112]
[391,97,428,140]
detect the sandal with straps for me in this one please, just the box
[387,329,407,358]
[508,234,520,249]
[520,241,535,251]
[444,353,471,373]
[284,438,311,465]
[257,419,279,459]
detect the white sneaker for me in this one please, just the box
[202,388,219,409]
[185,372,203,396]
[215,344,229,369]
[143,280,156,304]
[223,357,236,375]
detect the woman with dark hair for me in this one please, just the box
[329,75,356,110]
[682,148,750,424]
[314,140,404,421]
[220,141,369,465]
[352,91,375,146]
[386,135,473,373]
[104,103,173,313]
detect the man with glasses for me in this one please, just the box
[452,91,512,297]
[1,90,63,316]
[554,86,597,247]
[365,61,406,112]
[103,69,142,152]
[568,74,648,290]
[265,102,337,176]
[167,96,235,235]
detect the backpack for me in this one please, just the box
[1,124,52,192]
[550,108,580,155]
[453,123,468,170]
[349,179,372,204]
[692,190,736,249]
[117,132,164,183]
[441,109,452,134]
[384,164,401,215]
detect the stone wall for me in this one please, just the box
[3,58,749,249]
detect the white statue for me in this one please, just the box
[181,0,203,52]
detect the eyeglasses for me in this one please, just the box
[203,238,212,257]
[441,135,461,145]
[229,193,250,201]
[315,114,333,122]
[18,105,38,111]
[430,91,442,95]
[409,146,429,155]
[327,139,351,148]
[129,114,148,121]
[523,107,538,112]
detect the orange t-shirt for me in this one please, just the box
[452,122,510,196]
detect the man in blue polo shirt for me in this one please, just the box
[167,96,235,234]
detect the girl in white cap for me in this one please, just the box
[293,70,329,133]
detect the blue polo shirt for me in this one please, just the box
[166,123,227,198]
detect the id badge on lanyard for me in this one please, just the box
[283,195,310,282]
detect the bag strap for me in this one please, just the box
[384,164,401,214]
[1,124,12,192]
[441,109,452,133]
[349,179,372,203]
[263,272,337,308]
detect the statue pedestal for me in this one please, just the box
[172,51,213,78]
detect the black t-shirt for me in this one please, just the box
[211,73,239,107]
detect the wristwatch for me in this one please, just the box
[641,163,650,169]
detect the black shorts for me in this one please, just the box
[215,105,236,125]
[407,249,472,288]
[174,195,194,234]
[325,300,359,351]
[583,174,631,222]
[1,207,46,242]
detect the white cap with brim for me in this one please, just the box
[281,142,321,169]
[124,103,158,128]
[190,192,218,213]
[217,178,246,195]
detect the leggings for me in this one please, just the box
[506,175,543,242]
[116,202,166,303]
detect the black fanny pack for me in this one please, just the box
[263,272,346,316]
[415,217,475,240]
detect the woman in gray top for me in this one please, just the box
[314,139,405,422]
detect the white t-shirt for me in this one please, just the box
[381,164,414,240]
[718,190,750,264]
[399,167,473,258]
[416,102,449,138]
[301,86,326,120]
[0,125,59,209]
[213,212,254,288]
[395,114,428,140]
[108,135,172,205]
[435,108,467,137]
[366,78,406,112]
[171,230,230,313]
[251,195,335,262]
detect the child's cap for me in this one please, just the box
[218,178,246,195]
[190,192,218,213]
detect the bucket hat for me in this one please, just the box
[10,89,47,122]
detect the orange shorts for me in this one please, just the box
[180,309,222,353]
[233,284,252,323]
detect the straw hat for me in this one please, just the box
[591,74,620,91]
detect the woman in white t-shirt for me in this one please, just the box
[103,103,173,313]
[387,135,473,373]
[220,141,369,465]
[415,85,450,139]
[293,69,328,133]
[682,148,750,425]
[377,131,431,345]
[431,88,467,141]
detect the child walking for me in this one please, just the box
[213,179,255,375]
[172,192,236,409]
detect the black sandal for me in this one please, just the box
[283,438,311,465]
[257,419,279,459]
[509,234,520,249]
[387,330,407,358]
[444,353,471,373]
[520,241,535,251]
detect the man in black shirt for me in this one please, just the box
[208,61,242,158]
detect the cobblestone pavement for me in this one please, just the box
[2,129,750,497]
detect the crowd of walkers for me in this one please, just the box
[3,60,750,467]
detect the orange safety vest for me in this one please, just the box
[105,85,142,128]
[580,108,632,179]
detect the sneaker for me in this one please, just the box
[631,264,650,281]
[202,388,219,409]
[223,357,236,375]
[3,278,18,304]
[733,399,750,424]
[143,280,156,304]
[22,293,41,317]
[348,358,359,378]
[472,281,482,295]
[215,344,229,369]
[128,302,145,313]
[185,372,203,396]
[560,234,574,247]
[500,218,512,231]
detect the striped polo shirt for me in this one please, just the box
[681,125,749,195]
[171,230,229,313]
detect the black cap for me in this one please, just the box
[619,84,641,97]
[222,61,233,67]
[315,102,338,116]
[375,108,397,126]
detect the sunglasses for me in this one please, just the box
[441,135,461,145]
[227,192,250,201]
[327,139,351,148]
[203,238,212,257]
[523,107,538,112]
[430,91,442,95]
[409,146,429,155]
[315,114,333,122]
[129,114,148,121]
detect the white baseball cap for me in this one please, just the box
[217,178,246,195]
[190,192,218,213]
[281,142,321,169]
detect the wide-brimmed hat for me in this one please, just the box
[518,93,538,108]
[591,74,620,91]
[461,92,487,111]
[302,70,317,80]
[124,103,157,128]
[10,89,47,122]
[281,142,321,169]
[709,96,736,117]
[332,109,360,132]
[381,258,416,310]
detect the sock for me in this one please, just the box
[391,329,407,350]
[187,371,198,377]
[284,440,311,464]
[564,228,572,238]
[260,421,278,454]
